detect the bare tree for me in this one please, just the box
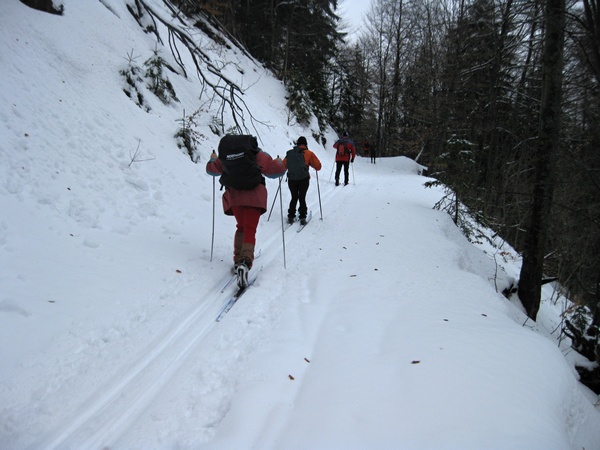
[128,0,265,135]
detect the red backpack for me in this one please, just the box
[337,141,349,156]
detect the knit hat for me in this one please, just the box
[297,136,307,146]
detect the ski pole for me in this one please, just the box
[278,176,287,269]
[316,169,323,220]
[267,181,281,221]
[351,160,356,185]
[210,175,215,262]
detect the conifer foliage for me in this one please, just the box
[119,50,149,111]
[144,48,179,105]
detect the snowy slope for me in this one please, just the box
[1,1,599,449]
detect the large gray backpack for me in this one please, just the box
[286,146,309,181]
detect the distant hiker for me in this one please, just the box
[282,136,322,225]
[333,132,356,186]
[370,145,377,164]
[206,134,286,287]
[363,139,370,157]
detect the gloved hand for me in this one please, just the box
[351,157,355,163]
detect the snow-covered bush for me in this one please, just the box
[144,48,179,105]
[120,50,150,111]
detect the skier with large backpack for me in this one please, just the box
[206,134,286,286]
[282,136,322,225]
[333,132,356,186]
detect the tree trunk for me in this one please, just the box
[518,0,565,320]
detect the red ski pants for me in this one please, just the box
[231,206,262,245]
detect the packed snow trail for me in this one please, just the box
[216,266,263,322]
[39,275,235,448]
[40,159,349,448]
[32,170,340,448]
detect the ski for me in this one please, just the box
[216,266,262,322]
[220,274,237,293]
[219,249,261,293]
[296,211,313,232]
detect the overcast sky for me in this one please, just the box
[338,0,371,38]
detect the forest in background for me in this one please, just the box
[21,0,600,392]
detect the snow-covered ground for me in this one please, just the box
[1,1,599,449]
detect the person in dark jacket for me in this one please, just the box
[282,136,322,225]
[333,132,357,186]
[206,136,286,286]
[370,144,377,164]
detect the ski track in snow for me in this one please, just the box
[50,165,374,448]
[37,174,344,448]
[42,277,230,447]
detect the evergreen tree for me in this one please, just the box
[329,44,368,134]
[144,48,179,105]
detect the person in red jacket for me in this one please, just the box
[206,135,286,287]
[363,139,370,157]
[333,132,357,186]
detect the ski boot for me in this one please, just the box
[236,260,249,288]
